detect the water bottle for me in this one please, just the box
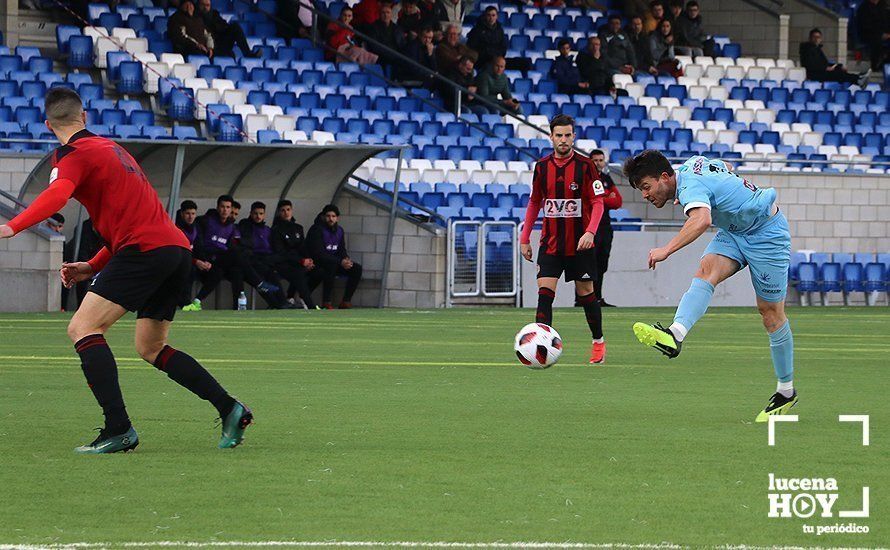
[237,292,247,311]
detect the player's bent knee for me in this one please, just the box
[135,341,165,364]
[67,318,104,344]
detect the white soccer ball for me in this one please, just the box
[514,323,563,369]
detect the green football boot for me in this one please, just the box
[633,322,682,358]
[75,426,139,454]
[219,401,253,449]
[182,299,202,312]
[755,391,798,423]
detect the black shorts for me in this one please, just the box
[537,250,599,282]
[89,246,192,321]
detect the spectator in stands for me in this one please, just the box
[306,204,363,309]
[399,0,437,41]
[175,200,207,308]
[855,0,889,71]
[649,18,682,76]
[627,16,656,75]
[364,2,407,74]
[197,0,259,58]
[435,0,470,29]
[577,36,619,95]
[167,0,214,57]
[665,0,682,26]
[550,39,590,94]
[184,195,284,311]
[404,26,439,87]
[466,6,507,71]
[237,202,293,308]
[601,15,637,75]
[441,55,487,114]
[800,28,870,86]
[417,0,443,39]
[645,0,665,33]
[326,7,380,65]
[674,0,713,57]
[476,56,522,114]
[436,24,478,74]
[352,0,382,26]
[589,149,622,307]
[276,0,315,40]
[271,199,321,309]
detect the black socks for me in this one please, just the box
[153,345,235,418]
[75,334,130,434]
[536,287,555,326]
[578,292,603,340]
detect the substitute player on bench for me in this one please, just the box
[520,114,608,364]
[0,88,252,453]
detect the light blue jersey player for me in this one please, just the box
[622,150,797,422]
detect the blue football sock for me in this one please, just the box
[672,278,715,339]
[769,320,794,385]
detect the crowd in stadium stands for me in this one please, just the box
[311,0,724,110]
[59,198,362,312]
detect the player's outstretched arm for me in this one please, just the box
[647,207,712,269]
[1,179,76,238]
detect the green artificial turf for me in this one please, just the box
[0,307,887,548]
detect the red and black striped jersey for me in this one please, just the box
[520,151,605,256]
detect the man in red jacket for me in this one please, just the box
[520,114,607,364]
[0,88,252,454]
[590,149,623,307]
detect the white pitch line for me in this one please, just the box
[0,542,682,550]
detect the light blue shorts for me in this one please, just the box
[703,211,792,302]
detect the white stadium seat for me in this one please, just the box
[244,114,269,139]
[171,63,196,80]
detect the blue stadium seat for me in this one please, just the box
[810,252,831,270]
[130,109,155,127]
[854,253,875,265]
[798,262,818,293]
[56,25,81,54]
[833,252,854,267]
[101,109,126,126]
[843,262,865,293]
[167,89,194,122]
[172,125,200,140]
[820,262,842,293]
[117,61,144,95]
[864,262,886,293]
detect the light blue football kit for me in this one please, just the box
[675,155,791,302]
[670,156,793,385]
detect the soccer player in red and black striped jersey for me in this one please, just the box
[0,88,252,453]
[520,114,608,364]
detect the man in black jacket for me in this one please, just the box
[799,28,868,86]
[466,6,507,71]
[601,15,637,75]
[364,3,406,75]
[404,26,439,87]
[577,37,616,95]
[197,0,258,58]
[271,200,322,309]
[306,204,363,309]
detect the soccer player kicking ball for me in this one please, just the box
[520,114,607,364]
[0,88,252,453]
[623,150,796,422]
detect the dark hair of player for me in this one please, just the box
[549,114,575,133]
[277,199,292,209]
[590,149,605,157]
[250,201,266,211]
[321,204,340,216]
[45,87,84,126]
[622,149,675,188]
[180,200,198,211]
[217,194,234,206]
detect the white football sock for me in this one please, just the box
[669,322,688,342]
[777,380,794,398]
